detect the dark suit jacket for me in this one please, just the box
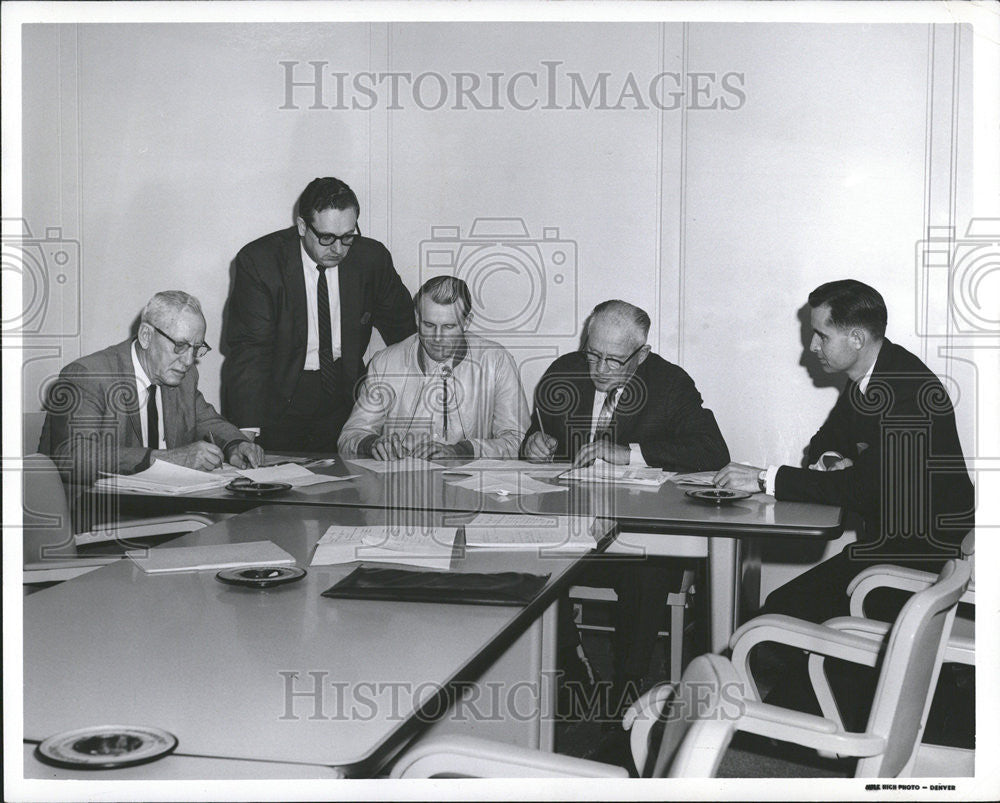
[775,339,974,556]
[38,339,246,490]
[222,227,416,428]
[521,351,730,471]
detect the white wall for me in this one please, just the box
[19,21,978,596]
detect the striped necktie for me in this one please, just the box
[591,388,618,443]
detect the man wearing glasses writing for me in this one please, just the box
[40,291,262,500]
[223,177,416,451]
[521,300,729,722]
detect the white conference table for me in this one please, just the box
[24,505,614,779]
[89,458,845,651]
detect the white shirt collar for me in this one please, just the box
[300,241,318,273]
[131,340,153,389]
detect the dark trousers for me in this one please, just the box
[754,546,974,747]
[560,557,685,692]
[260,367,352,453]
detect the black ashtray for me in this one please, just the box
[685,488,753,505]
[225,478,292,496]
[215,565,306,588]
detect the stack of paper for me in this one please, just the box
[458,458,568,477]
[446,471,568,496]
[344,457,445,473]
[233,463,346,488]
[462,514,598,552]
[558,460,675,486]
[126,540,296,574]
[95,461,233,495]
[311,524,456,570]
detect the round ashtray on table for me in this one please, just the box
[35,725,178,770]
[225,478,292,497]
[684,488,753,505]
[215,565,306,589]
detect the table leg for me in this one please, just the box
[708,538,739,653]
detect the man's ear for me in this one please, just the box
[849,327,867,351]
[295,216,307,238]
[635,344,651,365]
[462,311,474,330]
[137,322,153,349]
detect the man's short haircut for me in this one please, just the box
[808,279,887,339]
[583,300,651,347]
[414,276,473,318]
[140,291,203,327]
[297,177,361,224]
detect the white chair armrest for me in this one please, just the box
[730,614,882,700]
[847,564,938,618]
[389,735,628,778]
[622,682,676,775]
[740,700,886,758]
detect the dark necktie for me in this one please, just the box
[316,266,337,398]
[441,368,450,439]
[147,384,159,449]
[591,388,617,443]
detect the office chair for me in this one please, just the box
[389,651,741,778]
[729,558,972,777]
[846,532,975,666]
[22,452,216,584]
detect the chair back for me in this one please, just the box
[858,558,970,777]
[648,652,742,777]
[22,452,78,564]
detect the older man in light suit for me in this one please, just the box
[40,291,262,508]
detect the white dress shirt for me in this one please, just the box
[131,341,165,449]
[301,242,342,370]
[588,387,647,466]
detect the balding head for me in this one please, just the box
[581,300,651,392]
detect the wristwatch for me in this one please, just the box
[757,469,767,493]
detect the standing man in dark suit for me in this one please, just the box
[223,177,416,451]
[715,279,975,738]
[40,291,262,522]
[522,300,730,716]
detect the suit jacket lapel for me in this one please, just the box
[339,252,363,377]
[161,385,185,448]
[115,341,143,444]
[284,231,307,349]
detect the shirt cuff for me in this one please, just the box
[629,443,647,467]
[764,465,779,496]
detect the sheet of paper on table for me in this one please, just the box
[445,472,568,496]
[557,459,675,486]
[95,461,233,495]
[311,524,456,570]
[458,458,570,477]
[233,463,346,487]
[344,457,445,473]
[671,471,718,486]
[463,513,598,551]
[260,453,312,466]
[126,540,296,574]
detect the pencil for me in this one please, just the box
[535,408,547,439]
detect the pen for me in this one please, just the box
[535,408,547,439]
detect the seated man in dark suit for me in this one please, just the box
[40,291,262,525]
[522,299,730,716]
[223,177,416,451]
[715,279,975,739]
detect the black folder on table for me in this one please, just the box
[321,566,550,607]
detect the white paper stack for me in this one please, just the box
[234,463,345,487]
[95,461,233,495]
[670,471,718,486]
[126,540,296,574]
[558,460,675,486]
[311,524,456,570]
